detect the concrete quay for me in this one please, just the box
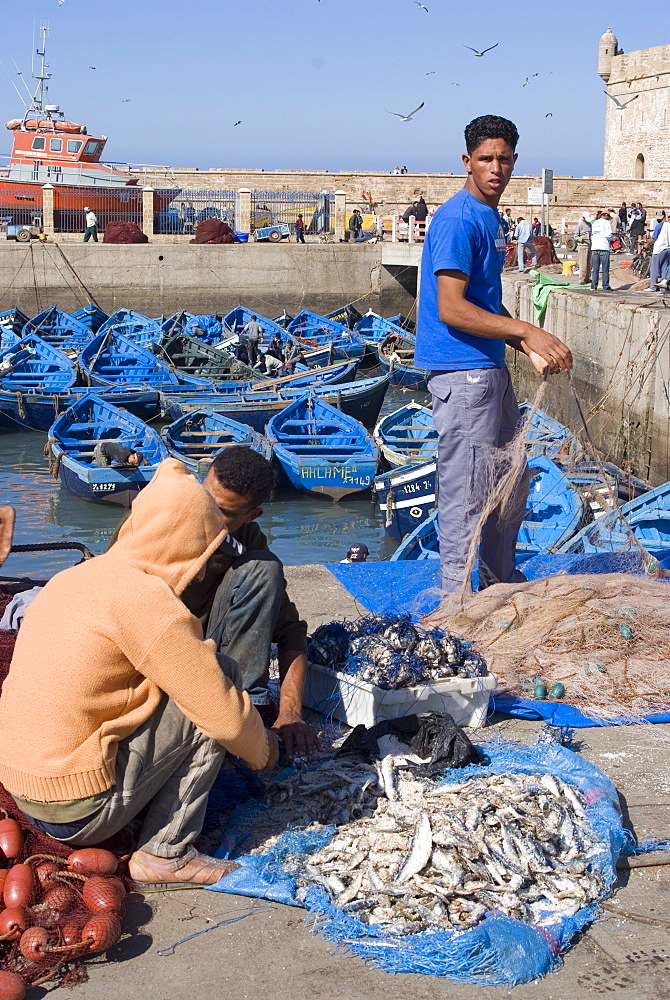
[58,565,670,1000]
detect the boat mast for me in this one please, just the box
[22,22,55,126]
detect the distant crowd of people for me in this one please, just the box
[571,204,669,291]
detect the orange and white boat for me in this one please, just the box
[0,25,177,223]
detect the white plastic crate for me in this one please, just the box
[304,661,497,729]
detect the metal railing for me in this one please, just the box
[0,182,43,227]
[154,189,236,234]
[53,186,143,233]
[251,190,332,234]
[381,215,431,242]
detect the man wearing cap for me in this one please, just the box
[649,212,670,293]
[340,543,369,563]
[83,207,99,243]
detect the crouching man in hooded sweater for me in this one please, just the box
[0,459,278,888]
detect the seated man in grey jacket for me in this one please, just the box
[181,446,318,757]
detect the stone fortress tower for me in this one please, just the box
[599,28,669,180]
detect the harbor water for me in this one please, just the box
[0,385,428,580]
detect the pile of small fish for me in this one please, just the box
[308,614,487,689]
[253,754,605,935]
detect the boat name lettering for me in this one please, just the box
[300,466,372,487]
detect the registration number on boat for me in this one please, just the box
[91,483,116,492]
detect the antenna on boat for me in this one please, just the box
[0,60,28,110]
[11,58,35,106]
[32,22,51,112]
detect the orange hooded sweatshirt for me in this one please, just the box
[0,458,270,804]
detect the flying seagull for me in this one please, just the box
[463,43,498,57]
[532,72,539,77]
[426,70,435,75]
[122,99,131,103]
[604,90,639,110]
[387,101,424,122]
[233,120,242,126]
[545,112,553,117]
[415,3,429,11]
[523,77,529,86]
[452,82,460,86]
[89,66,96,70]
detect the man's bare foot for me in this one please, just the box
[128,847,240,889]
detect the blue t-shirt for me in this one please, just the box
[415,189,508,371]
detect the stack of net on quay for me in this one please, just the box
[428,572,670,720]
[307,614,487,689]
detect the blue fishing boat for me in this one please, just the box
[184,313,224,343]
[0,308,29,347]
[287,310,366,361]
[80,330,213,390]
[374,402,437,468]
[159,331,261,384]
[355,311,407,345]
[223,305,286,340]
[0,386,161,432]
[377,332,428,390]
[266,394,379,501]
[0,334,76,393]
[517,401,582,459]
[70,304,109,333]
[162,374,391,432]
[325,303,363,329]
[24,305,91,352]
[391,456,585,562]
[560,478,670,556]
[47,394,168,506]
[162,408,270,477]
[374,459,437,543]
[98,309,162,349]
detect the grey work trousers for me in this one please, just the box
[205,550,285,705]
[49,655,242,859]
[429,367,529,595]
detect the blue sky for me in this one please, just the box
[2,0,667,176]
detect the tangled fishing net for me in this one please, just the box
[427,573,670,720]
[0,596,129,996]
[102,221,148,244]
[308,614,487,689]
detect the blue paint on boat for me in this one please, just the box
[517,400,583,459]
[184,314,224,343]
[48,393,168,506]
[377,331,428,390]
[374,401,437,467]
[98,309,163,349]
[287,310,366,361]
[374,459,437,543]
[355,312,407,345]
[24,305,92,352]
[223,305,286,339]
[80,330,213,390]
[0,334,76,392]
[266,394,379,501]
[70,304,109,333]
[0,386,161,431]
[162,374,391,432]
[560,478,670,555]
[0,309,29,347]
[162,408,271,477]
[390,456,585,563]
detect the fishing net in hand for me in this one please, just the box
[425,573,670,720]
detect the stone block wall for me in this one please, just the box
[603,44,670,180]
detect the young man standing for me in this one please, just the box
[414,115,572,596]
[590,211,613,291]
[514,216,537,272]
[83,207,98,243]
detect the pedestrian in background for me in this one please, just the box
[83,206,98,243]
[652,210,666,240]
[628,206,645,253]
[515,216,538,272]
[575,213,592,285]
[531,216,541,237]
[348,209,363,242]
[295,214,306,244]
[590,211,613,291]
[242,315,263,367]
[649,216,670,292]
[618,202,627,234]
[414,197,429,222]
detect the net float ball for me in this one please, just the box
[34,863,60,890]
[534,683,548,700]
[59,921,82,947]
[3,865,35,908]
[82,876,125,913]
[0,868,8,902]
[0,971,26,1000]
[0,819,23,860]
[549,683,565,699]
[67,849,118,876]
[0,906,28,941]
[18,925,50,963]
[42,883,77,915]
[81,912,122,953]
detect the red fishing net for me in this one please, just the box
[0,595,130,995]
[190,219,240,244]
[102,221,149,244]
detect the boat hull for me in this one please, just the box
[374,460,437,542]
[0,387,161,431]
[57,454,154,507]
[274,450,378,501]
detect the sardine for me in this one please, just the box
[395,812,432,885]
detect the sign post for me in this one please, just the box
[541,168,554,237]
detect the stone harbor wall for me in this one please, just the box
[0,242,413,319]
[502,276,670,485]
